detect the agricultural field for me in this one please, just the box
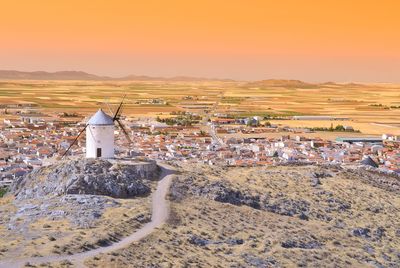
[0,79,399,135]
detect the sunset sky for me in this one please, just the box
[1,0,399,81]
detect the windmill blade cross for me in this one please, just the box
[61,124,88,158]
[116,119,132,144]
[103,97,115,115]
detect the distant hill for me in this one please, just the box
[0,70,111,80]
[0,70,233,82]
[247,79,318,88]
[247,79,373,89]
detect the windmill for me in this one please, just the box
[61,95,132,158]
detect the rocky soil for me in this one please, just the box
[0,158,158,261]
[11,158,159,199]
[87,163,400,268]
[169,166,350,222]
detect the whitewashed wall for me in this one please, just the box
[86,125,114,158]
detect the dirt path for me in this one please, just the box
[0,163,175,268]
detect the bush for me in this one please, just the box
[0,187,7,198]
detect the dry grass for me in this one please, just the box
[0,195,152,260]
[85,164,400,267]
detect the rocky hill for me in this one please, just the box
[0,158,160,261]
[11,158,159,200]
[1,160,399,267]
[87,163,400,268]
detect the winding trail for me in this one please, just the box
[0,163,176,268]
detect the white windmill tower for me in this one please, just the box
[85,109,114,158]
[61,96,132,159]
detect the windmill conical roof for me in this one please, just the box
[87,109,114,125]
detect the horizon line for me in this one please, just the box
[0,69,398,84]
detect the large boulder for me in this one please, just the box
[11,158,159,200]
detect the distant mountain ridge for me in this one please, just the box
[0,70,110,80]
[0,70,233,82]
[0,70,375,86]
[246,79,370,88]
[247,79,318,88]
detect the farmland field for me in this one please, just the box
[0,79,399,135]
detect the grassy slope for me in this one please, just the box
[86,164,400,267]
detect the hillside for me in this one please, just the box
[87,163,400,268]
[246,79,371,89]
[0,158,159,264]
[0,70,233,82]
[0,161,399,267]
[0,70,110,80]
[246,79,319,88]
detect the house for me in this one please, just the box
[382,134,398,141]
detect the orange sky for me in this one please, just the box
[1,0,399,81]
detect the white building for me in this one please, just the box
[86,109,114,158]
[382,134,398,141]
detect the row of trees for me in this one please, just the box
[156,114,201,126]
[308,124,359,132]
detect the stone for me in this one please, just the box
[281,238,322,249]
[351,228,371,238]
[11,158,158,199]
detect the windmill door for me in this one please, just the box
[96,148,102,157]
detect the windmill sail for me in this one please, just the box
[116,119,132,143]
[113,94,126,121]
[113,95,133,144]
[61,124,88,158]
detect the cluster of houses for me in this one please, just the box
[128,121,400,171]
[0,115,82,186]
[1,113,400,187]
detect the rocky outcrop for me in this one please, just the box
[8,195,121,230]
[344,167,400,193]
[281,238,322,249]
[170,176,313,219]
[188,235,244,247]
[170,167,356,222]
[11,158,159,199]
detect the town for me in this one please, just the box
[1,104,399,188]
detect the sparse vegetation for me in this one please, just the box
[87,163,400,267]
[0,187,7,198]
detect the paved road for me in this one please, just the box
[203,90,224,146]
[370,122,400,129]
[0,164,176,268]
